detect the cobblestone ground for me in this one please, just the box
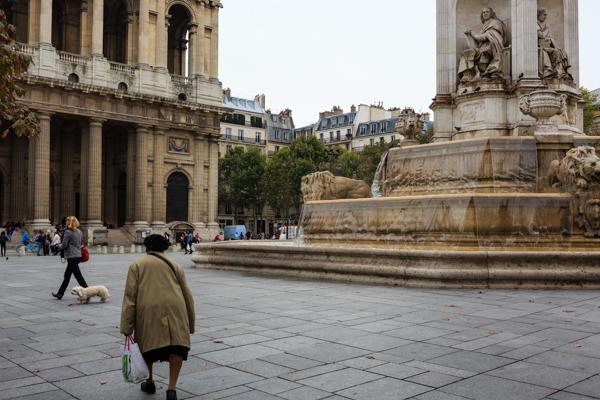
[2,252,600,400]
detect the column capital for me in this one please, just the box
[89,118,105,127]
[136,125,152,133]
[154,127,167,136]
[36,111,54,120]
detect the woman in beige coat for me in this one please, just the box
[120,234,195,400]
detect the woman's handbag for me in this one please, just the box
[122,336,149,383]
[80,245,90,263]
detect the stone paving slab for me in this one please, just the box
[2,254,600,399]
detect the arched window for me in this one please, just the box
[52,0,80,53]
[103,0,128,63]
[0,0,29,43]
[166,172,189,222]
[167,4,192,76]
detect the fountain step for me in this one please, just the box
[192,242,600,289]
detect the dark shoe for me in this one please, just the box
[140,380,156,394]
[166,390,177,400]
[51,292,63,300]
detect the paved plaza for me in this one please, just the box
[1,253,600,400]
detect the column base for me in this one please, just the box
[206,223,221,241]
[26,219,52,232]
[150,222,168,236]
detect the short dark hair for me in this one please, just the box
[144,234,171,253]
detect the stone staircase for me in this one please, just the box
[106,228,135,246]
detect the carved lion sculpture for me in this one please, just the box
[301,171,372,202]
[549,146,600,190]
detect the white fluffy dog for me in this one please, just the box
[71,285,110,304]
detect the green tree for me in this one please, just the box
[581,87,600,134]
[0,9,38,138]
[219,147,267,229]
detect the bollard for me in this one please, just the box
[130,244,136,253]
[17,246,26,256]
[137,245,144,253]
[119,246,125,254]
[102,246,108,254]
[112,246,118,254]
[96,245,102,254]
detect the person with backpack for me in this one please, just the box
[52,216,88,300]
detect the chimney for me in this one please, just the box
[422,112,431,122]
[223,88,231,98]
[350,104,356,113]
[259,94,266,109]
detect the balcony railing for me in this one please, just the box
[109,61,136,75]
[58,51,89,66]
[223,135,267,146]
[321,136,351,144]
[16,42,35,55]
[171,74,192,86]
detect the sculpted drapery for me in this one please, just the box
[538,9,572,81]
[457,8,507,85]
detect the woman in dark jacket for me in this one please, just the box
[52,216,88,299]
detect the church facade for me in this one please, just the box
[0,0,224,242]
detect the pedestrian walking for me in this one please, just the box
[52,216,88,300]
[120,234,195,400]
[0,231,8,259]
[50,230,61,255]
[186,231,194,254]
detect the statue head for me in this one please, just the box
[480,7,497,24]
[537,8,548,23]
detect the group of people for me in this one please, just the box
[20,229,62,256]
[178,231,202,254]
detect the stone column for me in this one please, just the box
[79,124,89,222]
[133,126,149,227]
[27,112,52,230]
[151,129,166,229]
[85,119,103,227]
[11,137,28,221]
[137,0,149,64]
[511,0,539,82]
[60,130,74,218]
[91,0,103,55]
[192,135,205,229]
[563,0,579,86]
[80,0,89,54]
[210,8,219,79]
[28,0,40,44]
[156,1,167,69]
[39,0,52,44]
[187,23,198,76]
[125,130,135,226]
[207,137,219,230]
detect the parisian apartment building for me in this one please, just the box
[218,89,297,236]
[296,104,432,152]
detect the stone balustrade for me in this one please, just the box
[58,51,89,66]
[13,42,221,107]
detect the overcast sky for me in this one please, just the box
[219,0,600,127]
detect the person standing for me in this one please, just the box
[0,231,8,259]
[52,216,88,300]
[120,234,195,400]
[50,230,62,255]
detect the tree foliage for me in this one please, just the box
[0,9,38,138]
[219,147,267,221]
[581,87,600,134]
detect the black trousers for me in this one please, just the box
[57,257,87,296]
[0,243,5,256]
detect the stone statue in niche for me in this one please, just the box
[457,7,507,84]
[538,8,573,81]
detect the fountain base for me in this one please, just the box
[192,242,600,289]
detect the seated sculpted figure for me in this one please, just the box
[457,7,507,84]
[538,8,573,80]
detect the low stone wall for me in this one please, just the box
[192,242,600,289]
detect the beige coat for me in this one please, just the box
[120,252,195,354]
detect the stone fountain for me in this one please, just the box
[193,0,600,288]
